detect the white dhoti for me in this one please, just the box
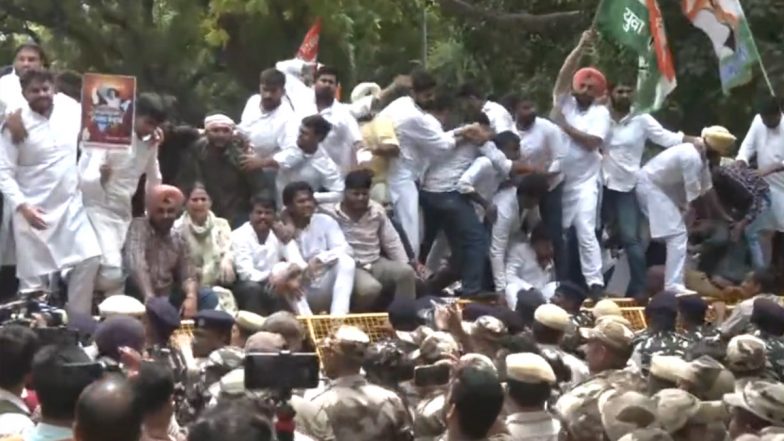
[562,177,603,286]
[636,174,687,293]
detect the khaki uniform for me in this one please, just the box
[310,374,413,441]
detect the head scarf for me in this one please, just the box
[204,113,235,130]
[146,184,184,211]
[572,67,607,98]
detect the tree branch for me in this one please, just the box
[433,0,583,34]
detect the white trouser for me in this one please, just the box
[662,231,688,293]
[562,179,604,286]
[425,232,451,273]
[636,173,688,293]
[390,179,420,259]
[64,256,101,315]
[94,265,125,296]
[305,253,356,315]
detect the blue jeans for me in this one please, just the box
[420,191,488,295]
[745,205,775,270]
[540,182,567,281]
[602,188,647,297]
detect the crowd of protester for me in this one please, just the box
[0,26,783,440]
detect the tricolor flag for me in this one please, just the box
[296,18,322,63]
[596,0,677,113]
[681,0,762,93]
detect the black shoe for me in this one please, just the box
[588,284,605,301]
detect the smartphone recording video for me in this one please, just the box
[244,352,320,390]
[414,363,451,387]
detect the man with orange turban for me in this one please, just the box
[549,29,611,300]
[123,184,218,318]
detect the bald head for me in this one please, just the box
[75,375,142,441]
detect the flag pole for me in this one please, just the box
[592,0,607,28]
[741,6,775,96]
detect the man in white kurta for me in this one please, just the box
[457,83,515,134]
[0,70,100,314]
[552,68,611,298]
[0,43,47,267]
[376,71,480,259]
[238,68,300,199]
[736,98,784,269]
[636,127,734,293]
[504,225,555,309]
[308,67,364,173]
[78,93,165,295]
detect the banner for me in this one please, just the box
[80,73,136,150]
[596,0,677,113]
[296,18,322,63]
[681,0,762,93]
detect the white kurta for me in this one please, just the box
[78,134,161,268]
[516,117,566,190]
[239,97,299,158]
[737,114,784,231]
[315,101,363,173]
[0,71,24,121]
[637,143,711,239]
[482,100,515,134]
[504,241,554,308]
[559,95,611,287]
[273,146,345,204]
[230,221,306,283]
[0,94,100,279]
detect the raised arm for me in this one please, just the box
[552,29,596,105]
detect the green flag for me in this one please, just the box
[681,1,762,94]
[596,0,677,112]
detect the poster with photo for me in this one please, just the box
[80,73,136,149]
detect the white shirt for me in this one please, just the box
[238,97,299,158]
[315,101,363,172]
[505,410,561,441]
[505,242,553,292]
[231,222,306,283]
[422,140,511,193]
[0,94,101,278]
[274,58,317,115]
[482,100,515,134]
[603,113,683,192]
[273,146,345,204]
[458,156,507,203]
[737,114,784,192]
[377,96,457,182]
[0,387,33,437]
[558,95,611,187]
[294,213,353,263]
[0,71,24,120]
[78,133,162,215]
[516,117,566,189]
[640,143,712,204]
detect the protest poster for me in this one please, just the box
[80,73,136,149]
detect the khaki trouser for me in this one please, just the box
[353,257,416,311]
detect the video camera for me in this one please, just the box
[244,351,320,441]
[0,296,67,328]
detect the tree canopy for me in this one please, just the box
[0,0,781,135]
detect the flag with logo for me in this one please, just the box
[296,18,322,63]
[596,0,677,113]
[681,0,761,93]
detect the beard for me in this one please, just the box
[29,96,53,115]
[574,92,594,108]
[315,87,334,102]
[612,99,631,113]
[517,113,536,128]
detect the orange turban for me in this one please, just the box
[146,184,184,210]
[572,67,607,98]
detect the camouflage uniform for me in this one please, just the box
[630,330,691,373]
[310,374,413,441]
[311,326,413,441]
[148,344,190,423]
[754,330,784,382]
[561,311,595,354]
[681,324,719,343]
[183,345,245,423]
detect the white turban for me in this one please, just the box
[204,113,235,130]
